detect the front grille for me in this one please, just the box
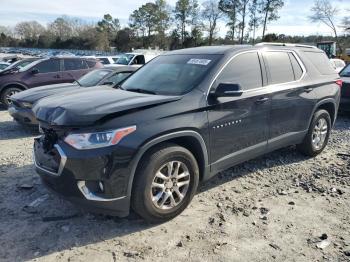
[34,139,62,174]
[41,129,59,152]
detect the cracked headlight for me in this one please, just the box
[64,126,136,150]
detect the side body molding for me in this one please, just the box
[126,130,210,196]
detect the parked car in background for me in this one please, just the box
[33,44,340,222]
[107,51,161,68]
[96,56,120,65]
[339,63,350,112]
[0,56,103,107]
[0,62,10,70]
[0,58,38,73]
[8,66,136,125]
[330,58,346,73]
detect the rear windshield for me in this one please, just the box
[121,54,221,95]
[303,51,335,75]
[77,69,111,87]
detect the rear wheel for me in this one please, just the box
[131,143,199,223]
[297,109,331,157]
[1,87,23,108]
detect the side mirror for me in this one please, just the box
[31,68,39,75]
[210,83,243,97]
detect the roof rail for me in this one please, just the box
[255,42,318,49]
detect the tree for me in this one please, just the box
[219,0,240,41]
[48,17,73,41]
[259,0,284,39]
[238,0,250,44]
[201,0,222,45]
[154,0,171,48]
[15,21,45,40]
[97,14,120,41]
[248,0,262,43]
[309,0,342,53]
[174,0,199,46]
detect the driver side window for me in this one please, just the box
[216,52,263,90]
[35,60,60,73]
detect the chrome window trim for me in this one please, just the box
[33,144,67,176]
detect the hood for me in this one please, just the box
[12,83,79,104]
[33,86,181,126]
[0,67,18,76]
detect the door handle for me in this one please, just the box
[255,97,269,104]
[54,74,61,78]
[304,87,313,93]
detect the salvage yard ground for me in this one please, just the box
[0,108,349,262]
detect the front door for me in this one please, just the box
[208,51,270,174]
[27,59,62,88]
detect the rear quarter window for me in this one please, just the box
[264,51,294,85]
[303,51,335,75]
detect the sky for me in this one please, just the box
[0,0,349,37]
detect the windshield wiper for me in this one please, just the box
[127,88,157,95]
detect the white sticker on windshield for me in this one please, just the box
[187,59,211,66]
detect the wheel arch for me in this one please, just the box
[0,82,28,94]
[126,131,209,197]
[311,99,337,127]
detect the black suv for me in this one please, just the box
[33,44,340,222]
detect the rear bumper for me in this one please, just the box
[33,138,132,217]
[8,105,38,125]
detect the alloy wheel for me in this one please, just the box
[150,161,190,210]
[311,117,328,150]
[5,90,19,105]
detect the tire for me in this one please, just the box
[131,143,199,223]
[297,109,331,157]
[1,87,23,108]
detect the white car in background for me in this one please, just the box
[330,58,346,73]
[106,50,163,68]
[96,56,120,65]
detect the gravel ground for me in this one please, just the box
[0,108,349,262]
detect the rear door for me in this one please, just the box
[262,50,314,150]
[208,51,270,173]
[27,59,62,88]
[61,58,90,82]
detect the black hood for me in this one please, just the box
[12,83,79,104]
[33,86,181,126]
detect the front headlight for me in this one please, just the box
[64,126,136,150]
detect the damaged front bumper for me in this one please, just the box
[8,105,38,126]
[33,136,133,217]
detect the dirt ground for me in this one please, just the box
[0,108,349,262]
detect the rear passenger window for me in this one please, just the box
[289,53,303,80]
[264,52,294,84]
[303,51,335,75]
[64,59,88,70]
[217,52,262,90]
[35,60,60,73]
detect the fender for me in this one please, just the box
[126,130,209,197]
[0,82,28,93]
[308,98,337,128]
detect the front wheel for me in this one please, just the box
[297,109,331,157]
[131,143,199,223]
[1,87,23,108]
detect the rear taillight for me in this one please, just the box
[335,79,343,87]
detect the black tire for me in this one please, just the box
[131,143,199,223]
[1,87,23,108]
[297,109,331,157]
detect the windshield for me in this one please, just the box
[19,59,43,72]
[340,64,350,77]
[77,69,111,87]
[7,59,37,70]
[121,54,221,95]
[115,54,134,65]
[0,64,9,70]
